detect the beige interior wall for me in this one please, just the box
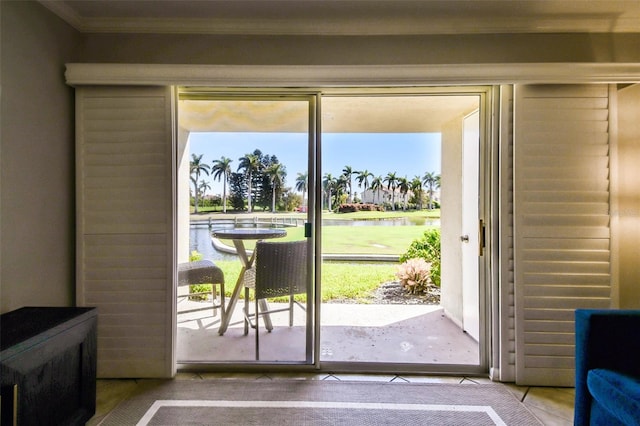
[440,117,463,326]
[0,1,79,313]
[617,84,640,308]
[78,33,640,65]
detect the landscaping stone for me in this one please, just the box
[328,281,441,305]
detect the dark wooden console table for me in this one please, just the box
[1,307,97,426]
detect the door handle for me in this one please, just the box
[460,235,470,243]
[479,219,486,256]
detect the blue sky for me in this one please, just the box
[189,132,441,196]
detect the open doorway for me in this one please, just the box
[319,94,483,368]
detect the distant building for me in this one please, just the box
[361,188,440,207]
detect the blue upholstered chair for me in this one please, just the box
[574,309,640,426]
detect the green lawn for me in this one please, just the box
[321,226,431,254]
[320,262,397,302]
[212,259,397,303]
[218,225,434,255]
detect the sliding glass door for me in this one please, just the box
[176,94,316,363]
[175,89,490,374]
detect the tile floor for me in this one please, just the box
[87,373,574,425]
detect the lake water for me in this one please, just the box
[190,225,238,261]
[190,217,439,261]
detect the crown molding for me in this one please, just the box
[38,1,640,36]
[65,63,640,87]
[52,16,640,36]
[38,0,84,30]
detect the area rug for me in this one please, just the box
[101,379,541,425]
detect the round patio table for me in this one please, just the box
[213,228,286,335]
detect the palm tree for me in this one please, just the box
[384,171,398,210]
[295,172,308,208]
[370,175,383,205]
[335,175,348,205]
[342,165,354,203]
[411,176,424,210]
[189,153,210,213]
[397,176,409,211]
[211,156,233,213]
[198,180,211,198]
[238,153,261,213]
[423,171,440,210]
[197,180,211,209]
[322,173,336,211]
[266,163,286,212]
[355,169,372,202]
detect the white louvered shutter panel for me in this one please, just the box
[76,86,174,378]
[514,84,612,386]
[499,85,516,382]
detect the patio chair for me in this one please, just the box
[243,240,308,360]
[177,260,225,320]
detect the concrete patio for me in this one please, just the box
[177,299,479,365]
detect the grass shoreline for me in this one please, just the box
[191,209,440,221]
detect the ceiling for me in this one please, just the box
[40,0,640,36]
[179,95,480,133]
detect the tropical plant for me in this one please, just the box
[198,180,211,199]
[323,173,347,211]
[396,258,431,294]
[384,171,398,211]
[237,153,261,213]
[410,176,424,210]
[338,203,383,213]
[423,171,441,210]
[249,152,284,211]
[281,189,302,212]
[189,153,210,213]
[211,156,233,213]
[335,175,348,203]
[322,173,336,211]
[400,228,441,287]
[295,172,308,208]
[370,175,384,204]
[228,172,247,211]
[355,169,372,201]
[397,176,409,211]
[265,162,286,212]
[342,165,354,203]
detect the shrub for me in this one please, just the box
[337,203,384,213]
[399,228,441,287]
[396,258,431,294]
